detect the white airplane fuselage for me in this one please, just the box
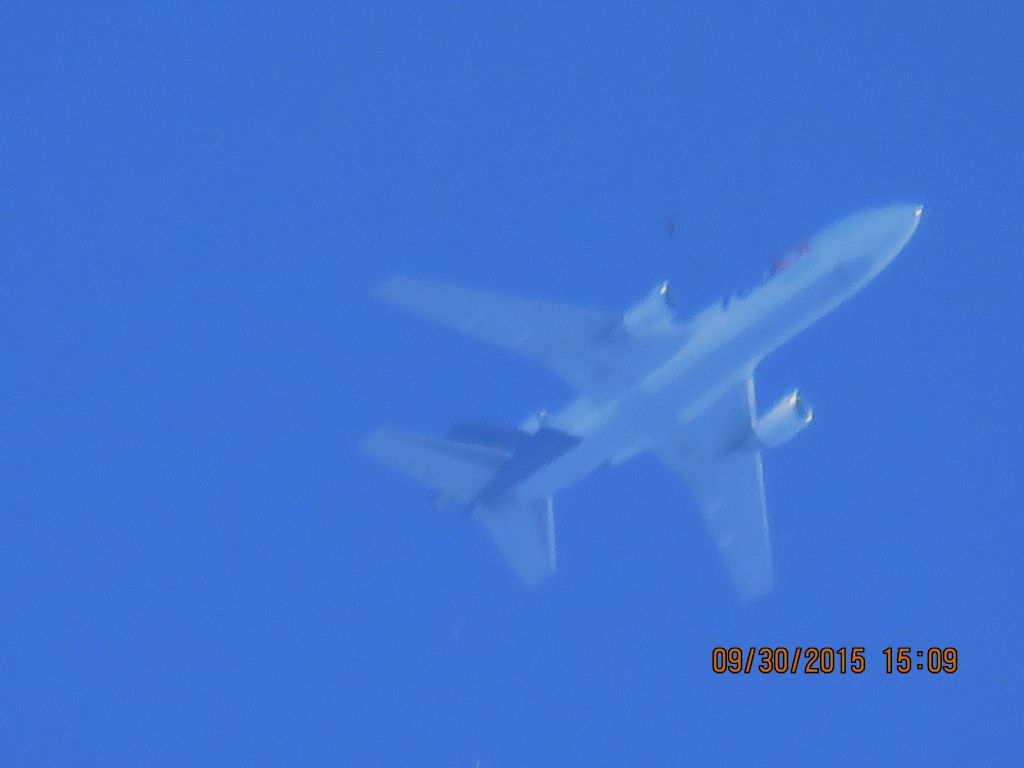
[513,205,924,501]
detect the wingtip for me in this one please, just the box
[737,573,775,602]
[516,565,557,589]
[373,275,410,304]
[359,427,397,460]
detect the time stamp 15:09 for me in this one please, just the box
[711,647,958,675]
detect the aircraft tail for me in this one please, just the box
[361,428,505,506]
[361,427,558,586]
[477,496,556,587]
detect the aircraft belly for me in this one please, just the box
[644,267,855,414]
[478,242,889,506]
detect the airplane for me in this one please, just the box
[362,204,924,599]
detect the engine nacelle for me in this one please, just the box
[622,281,675,334]
[754,391,814,448]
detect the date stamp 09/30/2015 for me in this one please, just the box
[711,647,958,675]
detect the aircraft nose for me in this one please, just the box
[889,203,924,254]
[878,203,924,244]
[912,204,925,231]
[905,204,925,237]
[850,203,924,268]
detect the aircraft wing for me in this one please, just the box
[651,379,775,600]
[376,277,686,396]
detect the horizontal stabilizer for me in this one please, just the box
[477,496,557,587]
[361,429,505,505]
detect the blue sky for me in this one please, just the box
[3,2,1022,764]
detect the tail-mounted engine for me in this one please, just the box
[622,281,675,335]
[755,390,814,448]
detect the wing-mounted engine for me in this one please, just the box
[754,391,814,448]
[621,281,675,335]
